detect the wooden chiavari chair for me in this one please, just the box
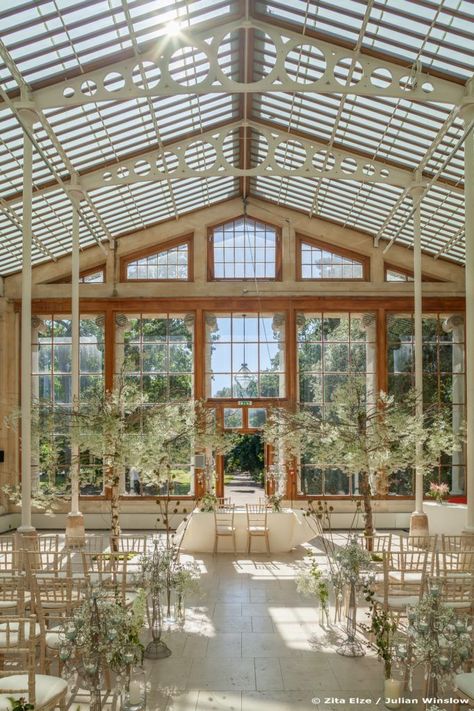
[438,549,474,578]
[442,533,474,552]
[0,575,28,617]
[0,535,14,552]
[373,551,428,616]
[32,576,85,673]
[24,549,74,582]
[246,504,270,554]
[81,551,134,606]
[401,534,438,552]
[213,505,236,554]
[0,616,67,710]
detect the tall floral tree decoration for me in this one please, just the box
[264,378,462,541]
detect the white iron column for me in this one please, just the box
[461,100,474,531]
[442,316,465,495]
[409,181,429,537]
[18,107,36,534]
[66,193,85,544]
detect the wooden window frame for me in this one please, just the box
[120,234,194,283]
[296,234,370,282]
[49,265,106,284]
[207,215,282,282]
[384,262,444,283]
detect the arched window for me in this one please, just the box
[208,216,281,280]
[121,235,192,281]
[297,235,368,280]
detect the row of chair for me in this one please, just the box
[214,504,270,554]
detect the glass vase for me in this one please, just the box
[336,581,365,657]
[145,592,171,659]
[122,667,147,711]
[175,592,185,627]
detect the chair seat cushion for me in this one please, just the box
[455,672,474,698]
[45,625,62,650]
[373,594,419,609]
[216,527,235,534]
[0,674,67,710]
[249,526,268,533]
[0,622,41,647]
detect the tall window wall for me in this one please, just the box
[387,313,465,495]
[116,313,194,402]
[115,313,195,494]
[31,314,105,494]
[205,313,285,399]
[297,312,376,496]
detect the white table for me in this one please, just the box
[176,508,320,553]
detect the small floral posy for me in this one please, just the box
[8,699,34,711]
[296,557,330,624]
[427,482,450,503]
[266,493,283,512]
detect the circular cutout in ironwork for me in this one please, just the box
[399,75,417,91]
[81,80,97,96]
[132,61,161,89]
[156,151,179,174]
[341,157,358,175]
[274,140,306,170]
[313,149,336,172]
[134,159,151,176]
[103,72,125,92]
[284,44,326,84]
[185,141,217,171]
[169,46,210,86]
[334,58,363,86]
[362,163,376,177]
[370,67,392,89]
[116,166,129,179]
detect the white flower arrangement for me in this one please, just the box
[296,558,330,623]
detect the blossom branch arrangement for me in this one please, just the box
[138,540,201,658]
[394,581,471,702]
[58,587,146,711]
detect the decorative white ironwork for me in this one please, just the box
[25,19,464,109]
[7,120,458,202]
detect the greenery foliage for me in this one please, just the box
[264,378,463,537]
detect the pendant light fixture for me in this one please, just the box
[235,314,252,395]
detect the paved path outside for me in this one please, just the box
[224,469,265,507]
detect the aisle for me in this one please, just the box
[142,542,424,711]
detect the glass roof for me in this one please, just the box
[0,0,472,275]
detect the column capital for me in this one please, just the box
[408,182,426,199]
[66,181,86,203]
[460,100,474,125]
[16,101,38,125]
[442,314,464,332]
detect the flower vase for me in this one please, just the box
[175,593,186,627]
[144,594,171,659]
[337,582,365,657]
[122,667,147,711]
[384,678,403,709]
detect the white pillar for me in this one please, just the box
[409,180,429,536]
[443,315,465,495]
[18,108,36,534]
[461,100,474,531]
[114,314,129,495]
[66,195,85,543]
[360,313,377,496]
